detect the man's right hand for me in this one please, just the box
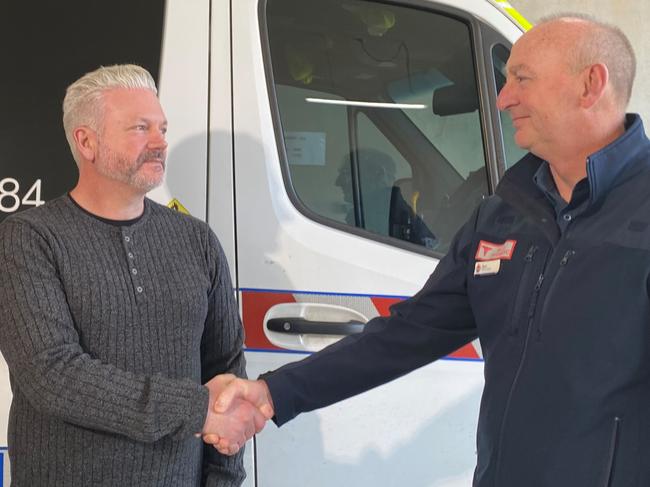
[201,375,271,455]
[203,378,275,454]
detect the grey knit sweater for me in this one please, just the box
[0,195,246,486]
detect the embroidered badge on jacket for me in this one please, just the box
[475,239,517,261]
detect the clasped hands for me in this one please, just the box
[200,374,274,455]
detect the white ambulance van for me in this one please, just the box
[0,0,528,485]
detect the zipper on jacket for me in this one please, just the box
[536,249,575,340]
[603,416,621,487]
[494,265,547,485]
[507,245,539,336]
[525,245,538,262]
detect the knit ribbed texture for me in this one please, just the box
[0,196,246,487]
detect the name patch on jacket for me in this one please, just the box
[474,259,500,276]
[475,239,517,261]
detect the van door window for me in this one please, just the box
[492,44,528,167]
[266,0,491,254]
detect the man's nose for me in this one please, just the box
[496,80,515,111]
[149,129,168,150]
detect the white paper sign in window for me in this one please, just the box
[285,131,326,166]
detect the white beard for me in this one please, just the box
[96,144,166,193]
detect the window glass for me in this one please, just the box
[492,44,527,167]
[388,73,485,179]
[353,114,411,237]
[276,85,351,224]
[266,0,490,253]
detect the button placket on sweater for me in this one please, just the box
[121,229,144,296]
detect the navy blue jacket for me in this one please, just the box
[264,114,650,486]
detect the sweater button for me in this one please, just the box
[124,236,131,243]
[563,214,572,221]
[131,268,138,275]
[136,286,143,293]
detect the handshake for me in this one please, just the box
[200,374,275,455]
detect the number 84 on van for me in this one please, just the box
[0,178,45,213]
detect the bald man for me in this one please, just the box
[211,15,648,486]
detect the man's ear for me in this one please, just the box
[580,63,609,109]
[72,126,98,162]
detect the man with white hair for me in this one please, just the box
[0,65,266,486]
[211,14,650,486]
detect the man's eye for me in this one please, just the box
[135,125,147,131]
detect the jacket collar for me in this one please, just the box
[586,114,649,207]
[496,114,650,240]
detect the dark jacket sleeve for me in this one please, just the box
[0,219,209,443]
[200,228,247,487]
[262,209,479,426]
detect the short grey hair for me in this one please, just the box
[62,64,158,164]
[537,13,636,108]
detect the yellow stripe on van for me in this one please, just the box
[490,0,533,31]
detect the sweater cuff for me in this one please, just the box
[179,382,210,438]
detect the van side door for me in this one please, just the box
[232,0,521,485]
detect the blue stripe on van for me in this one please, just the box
[238,287,411,300]
[245,347,310,355]
[0,448,5,487]
[243,348,483,362]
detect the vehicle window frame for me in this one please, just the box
[490,43,529,169]
[478,25,522,180]
[258,0,505,258]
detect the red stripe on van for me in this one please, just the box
[448,343,480,359]
[241,290,480,360]
[242,291,295,349]
[369,296,402,316]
